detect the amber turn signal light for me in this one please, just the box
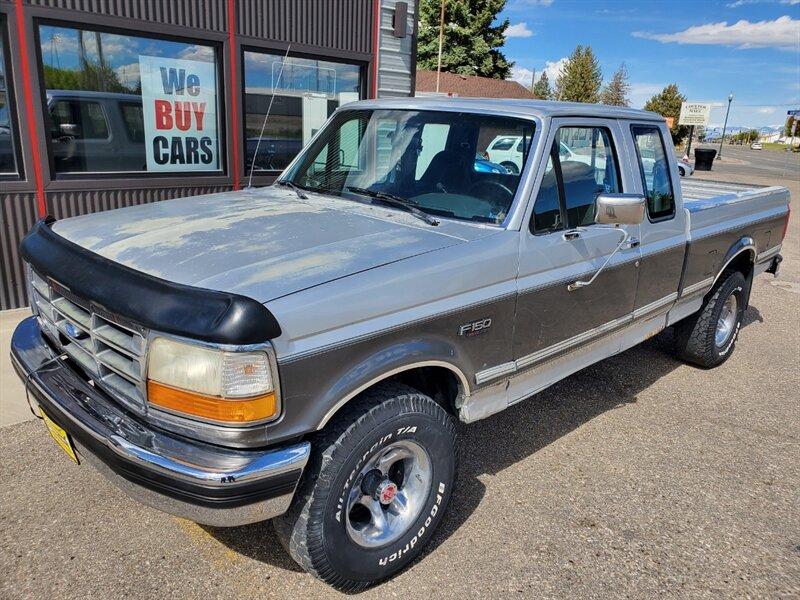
[147,380,277,424]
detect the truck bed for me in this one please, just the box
[679,178,789,297]
[681,178,789,231]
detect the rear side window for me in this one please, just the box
[632,125,675,220]
[120,102,144,143]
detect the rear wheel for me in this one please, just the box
[674,270,747,368]
[274,383,457,592]
[678,166,686,177]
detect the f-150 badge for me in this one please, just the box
[459,318,492,337]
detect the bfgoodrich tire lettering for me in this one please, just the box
[675,270,747,368]
[273,383,457,592]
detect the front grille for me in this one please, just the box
[29,268,149,413]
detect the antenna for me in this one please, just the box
[247,44,291,190]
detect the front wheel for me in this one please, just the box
[674,270,747,368]
[500,161,519,175]
[273,383,457,592]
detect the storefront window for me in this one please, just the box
[0,25,19,176]
[243,50,361,172]
[38,24,221,174]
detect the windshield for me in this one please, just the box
[283,109,535,225]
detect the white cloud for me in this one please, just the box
[727,0,799,7]
[509,57,568,89]
[178,45,215,61]
[757,106,778,114]
[506,22,534,38]
[629,83,664,109]
[633,16,800,50]
[541,57,569,84]
[114,62,140,87]
[510,66,535,87]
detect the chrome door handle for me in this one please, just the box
[623,237,640,249]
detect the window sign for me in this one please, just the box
[139,55,218,171]
[38,24,220,174]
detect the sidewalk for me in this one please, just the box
[0,308,33,427]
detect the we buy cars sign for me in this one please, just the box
[139,55,218,172]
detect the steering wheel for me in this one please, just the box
[467,180,514,204]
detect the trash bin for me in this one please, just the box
[693,148,717,171]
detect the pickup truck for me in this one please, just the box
[12,98,789,592]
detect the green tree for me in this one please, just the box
[599,63,630,107]
[43,64,131,94]
[532,71,552,100]
[643,83,689,145]
[697,126,707,142]
[555,45,602,103]
[417,0,513,79]
[785,116,797,138]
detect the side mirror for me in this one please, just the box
[59,123,81,137]
[595,193,645,226]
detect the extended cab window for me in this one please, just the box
[50,100,109,140]
[531,126,621,233]
[632,125,675,220]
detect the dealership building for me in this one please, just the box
[0,0,418,309]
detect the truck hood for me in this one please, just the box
[51,188,472,302]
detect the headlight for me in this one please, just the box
[146,337,277,425]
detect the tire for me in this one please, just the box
[674,270,747,368]
[678,166,686,177]
[273,383,458,592]
[501,161,519,175]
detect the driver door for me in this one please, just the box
[514,118,641,367]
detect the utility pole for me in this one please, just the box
[718,92,733,159]
[436,0,445,93]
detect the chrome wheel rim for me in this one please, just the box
[345,440,432,548]
[715,293,738,347]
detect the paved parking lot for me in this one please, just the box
[1,151,798,599]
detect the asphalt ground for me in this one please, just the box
[1,150,798,599]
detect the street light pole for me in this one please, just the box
[718,92,733,159]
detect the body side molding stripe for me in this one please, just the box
[681,277,714,297]
[475,291,681,385]
[756,245,781,263]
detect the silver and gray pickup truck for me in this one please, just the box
[12,98,789,591]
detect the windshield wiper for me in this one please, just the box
[275,179,308,199]
[346,187,439,226]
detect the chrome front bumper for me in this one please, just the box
[11,316,310,527]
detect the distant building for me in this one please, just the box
[415,70,536,99]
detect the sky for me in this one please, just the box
[500,0,800,129]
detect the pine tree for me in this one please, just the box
[532,71,552,100]
[600,63,630,107]
[555,45,602,103]
[417,0,513,79]
[643,84,690,145]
